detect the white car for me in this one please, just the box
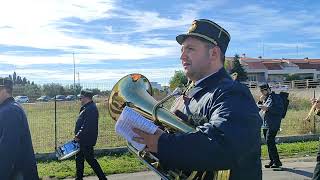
[15,96,30,103]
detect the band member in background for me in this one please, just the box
[311,98,320,180]
[257,83,283,168]
[74,89,107,180]
[132,19,262,180]
[0,77,39,179]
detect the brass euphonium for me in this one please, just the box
[108,74,230,180]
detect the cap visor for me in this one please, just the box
[176,34,188,44]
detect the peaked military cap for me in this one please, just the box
[0,77,13,89]
[259,83,270,90]
[176,19,231,54]
[80,89,94,99]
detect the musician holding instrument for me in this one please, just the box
[0,77,39,179]
[311,98,320,180]
[257,83,283,168]
[74,89,107,180]
[132,19,262,180]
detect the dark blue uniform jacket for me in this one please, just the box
[258,92,283,131]
[0,97,39,179]
[157,68,262,180]
[75,101,99,146]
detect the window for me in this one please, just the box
[247,75,257,81]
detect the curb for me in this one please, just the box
[261,133,320,144]
[36,134,320,161]
[36,147,128,161]
[264,156,317,163]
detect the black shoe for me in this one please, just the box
[264,161,274,168]
[271,162,282,168]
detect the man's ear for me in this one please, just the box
[210,46,220,60]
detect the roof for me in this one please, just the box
[235,56,320,71]
[294,63,320,70]
[262,62,282,70]
[244,61,267,69]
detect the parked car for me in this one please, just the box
[36,95,50,102]
[52,95,66,101]
[92,94,105,103]
[15,96,29,103]
[65,95,77,101]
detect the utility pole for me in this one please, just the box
[262,41,265,58]
[73,52,76,94]
[77,72,80,85]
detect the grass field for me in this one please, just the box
[38,152,147,179]
[22,88,320,153]
[23,101,126,153]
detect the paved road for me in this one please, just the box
[62,157,316,180]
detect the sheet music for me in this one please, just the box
[115,106,158,151]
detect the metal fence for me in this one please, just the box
[22,99,126,153]
[14,82,169,153]
[244,79,320,89]
[11,81,320,153]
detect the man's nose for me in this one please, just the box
[180,50,187,61]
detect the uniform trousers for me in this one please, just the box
[76,145,107,180]
[263,128,281,164]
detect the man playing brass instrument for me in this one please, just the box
[132,19,262,180]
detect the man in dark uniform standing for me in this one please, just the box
[132,19,262,180]
[0,77,39,179]
[257,83,283,168]
[74,89,107,180]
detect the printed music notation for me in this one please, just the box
[115,106,158,151]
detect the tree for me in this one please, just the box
[12,84,42,101]
[22,77,27,85]
[16,76,22,84]
[64,84,82,95]
[7,72,32,85]
[169,70,188,90]
[42,83,66,97]
[224,57,232,71]
[230,54,247,81]
[13,72,17,84]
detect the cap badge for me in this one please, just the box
[188,20,197,33]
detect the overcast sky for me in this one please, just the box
[0,0,319,88]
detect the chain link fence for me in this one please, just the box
[11,82,320,153]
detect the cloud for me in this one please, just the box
[0,0,194,65]
[0,0,221,66]
[224,4,319,41]
[4,63,181,88]
[264,42,313,50]
[0,0,115,27]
